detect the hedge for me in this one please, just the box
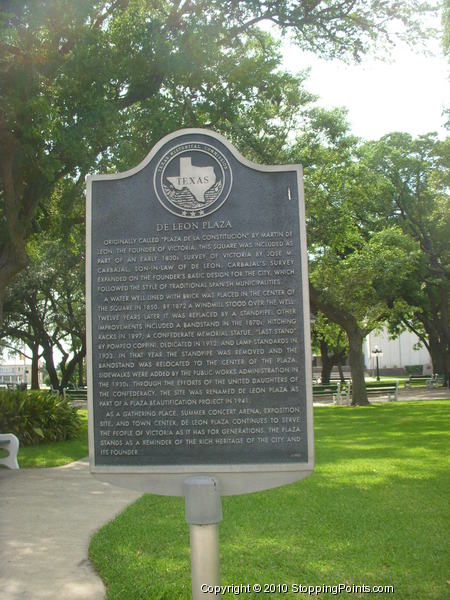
[0,390,82,446]
[405,364,425,375]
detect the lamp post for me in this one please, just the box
[371,346,383,381]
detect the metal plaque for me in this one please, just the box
[86,129,314,495]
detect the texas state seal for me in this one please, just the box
[154,141,233,218]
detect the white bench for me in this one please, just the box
[0,433,20,469]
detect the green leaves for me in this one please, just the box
[304,119,449,382]
[357,133,450,376]
[0,389,82,446]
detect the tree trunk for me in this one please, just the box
[31,343,40,390]
[60,346,86,391]
[309,284,369,405]
[0,151,29,325]
[320,340,334,383]
[0,284,4,325]
[320,340,347,384]
[77,358,84,387]
[321,359,334,384]
[347,329,369,405]
[421,285,450,383]
[42,345,59,391]
[428,335,450,385]
[0,262,25,326]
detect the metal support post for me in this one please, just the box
[184,476,222,599]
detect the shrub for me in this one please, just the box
[405,364,424,375]
[0,390,82,446]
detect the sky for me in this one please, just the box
[280,36,449,141]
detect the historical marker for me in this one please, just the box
[86,129,314,496]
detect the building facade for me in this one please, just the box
[0,361,44,387]
[364,328,432,375]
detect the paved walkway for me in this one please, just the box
[313,386,450,406]
[0,458,140,600]
[389,387,450,402]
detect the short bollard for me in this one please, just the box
[184,476,222,599]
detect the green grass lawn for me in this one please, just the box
[88,400,450,600]
[16,409,88,468]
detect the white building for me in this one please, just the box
[364,328,432,375]
[0,360,44,387]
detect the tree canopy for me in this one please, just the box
[0,0,447,399]
[0,0,440,321]
[360,133,450,382]
[291,113,437,404]
[1,232,85,391]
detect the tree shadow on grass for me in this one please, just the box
[89,401,449,600]
[314,401,449,466]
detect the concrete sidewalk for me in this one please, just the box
[313,386,450,406]
[0,458,140,600]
